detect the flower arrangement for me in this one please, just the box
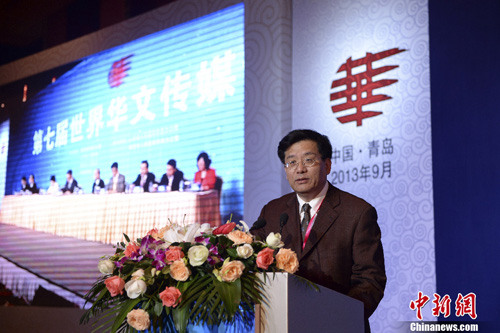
[80,221,299,332]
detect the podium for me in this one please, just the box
[255,273,364,333]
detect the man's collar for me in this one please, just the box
[296,181,329,213]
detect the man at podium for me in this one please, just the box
[252,129,386,332]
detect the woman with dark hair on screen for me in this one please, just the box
[194,152,217,191]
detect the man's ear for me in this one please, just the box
[325,158,332,174]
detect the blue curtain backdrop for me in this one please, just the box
[430,0,500,329]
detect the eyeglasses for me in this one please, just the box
[284,157,319,169]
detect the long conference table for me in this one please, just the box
[0,191,221,244]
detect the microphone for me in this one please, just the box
[279,213,289,234]
[249,218,267,231]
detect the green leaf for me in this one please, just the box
[226,247,238,258]
[154,300,163,317]
[213,277,241,318]
[110,298,141,332]
[123,233,131,243]
[173,305,190,333]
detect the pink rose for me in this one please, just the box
[105,275,125,297]
[169,260,191,281]
[227,230,253,245]
[275,248,299,274]
[256,247,275,270]
[124,242,140,257]
[213,222,236,235]
[220,260,245,282]
[159,286,182,307]
[165,246,185,264]
[126,309,150,331]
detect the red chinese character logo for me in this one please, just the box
[108,54,133,88]
[432,293,451,318]
[330,48,405,126]
[409,291,430,320]
[455,292,477,319]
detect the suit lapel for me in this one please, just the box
[283,195,303,257]
[300,184,340,259]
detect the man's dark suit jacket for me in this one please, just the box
[158,170,184,191]
[62,179,79,193]
[92,179,105,193]
[27,183,39,194]
[253,183,386,325]
[133,172,156,192]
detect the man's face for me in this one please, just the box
[94,169,100,180]
[111,167,118,176]
[29,176,34,184]
[21,179,26,186]
[140,163,148,175]
[284,140,331,201]
[66,173,72,181]
[166,165,175,177]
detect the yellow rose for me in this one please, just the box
[220,260,245,282]
[275,248,299,274]
[227,230,253,245]
[169,260,191,281]
[127,309,150,331]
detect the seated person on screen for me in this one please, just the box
[61,170,79,194]
[20,176,28,193]
[158,159,184,191]
[92,168,105,194]
[27,174,39,194]
[194,152,216,191]
[132,160,156,192]
[47,175,60,195]
[106,162,126,193]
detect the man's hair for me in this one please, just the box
[111,162,118,169]
[142,160,149,168]
[21,176,27,181]
[67,170,72,176]
[197,152,211,168]
[50,175,56,182]
[167,159,177,169]
[29,174,35,180]
[277,129,333,164]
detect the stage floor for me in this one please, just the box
[0,223,115,307]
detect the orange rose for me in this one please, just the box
[159,286,182,307]
[147,226,168,240]
[169,260,191,281]
[275,248,299,274]
[256,247,275,270]
[227,230,253,245]
[165,246,185,264]
[105,275,125,297]
[220,260,245,282]
[126,309,150,331]
[124,242,140,257]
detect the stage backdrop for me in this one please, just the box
[292,0,434,331]
[5,4,244,222]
